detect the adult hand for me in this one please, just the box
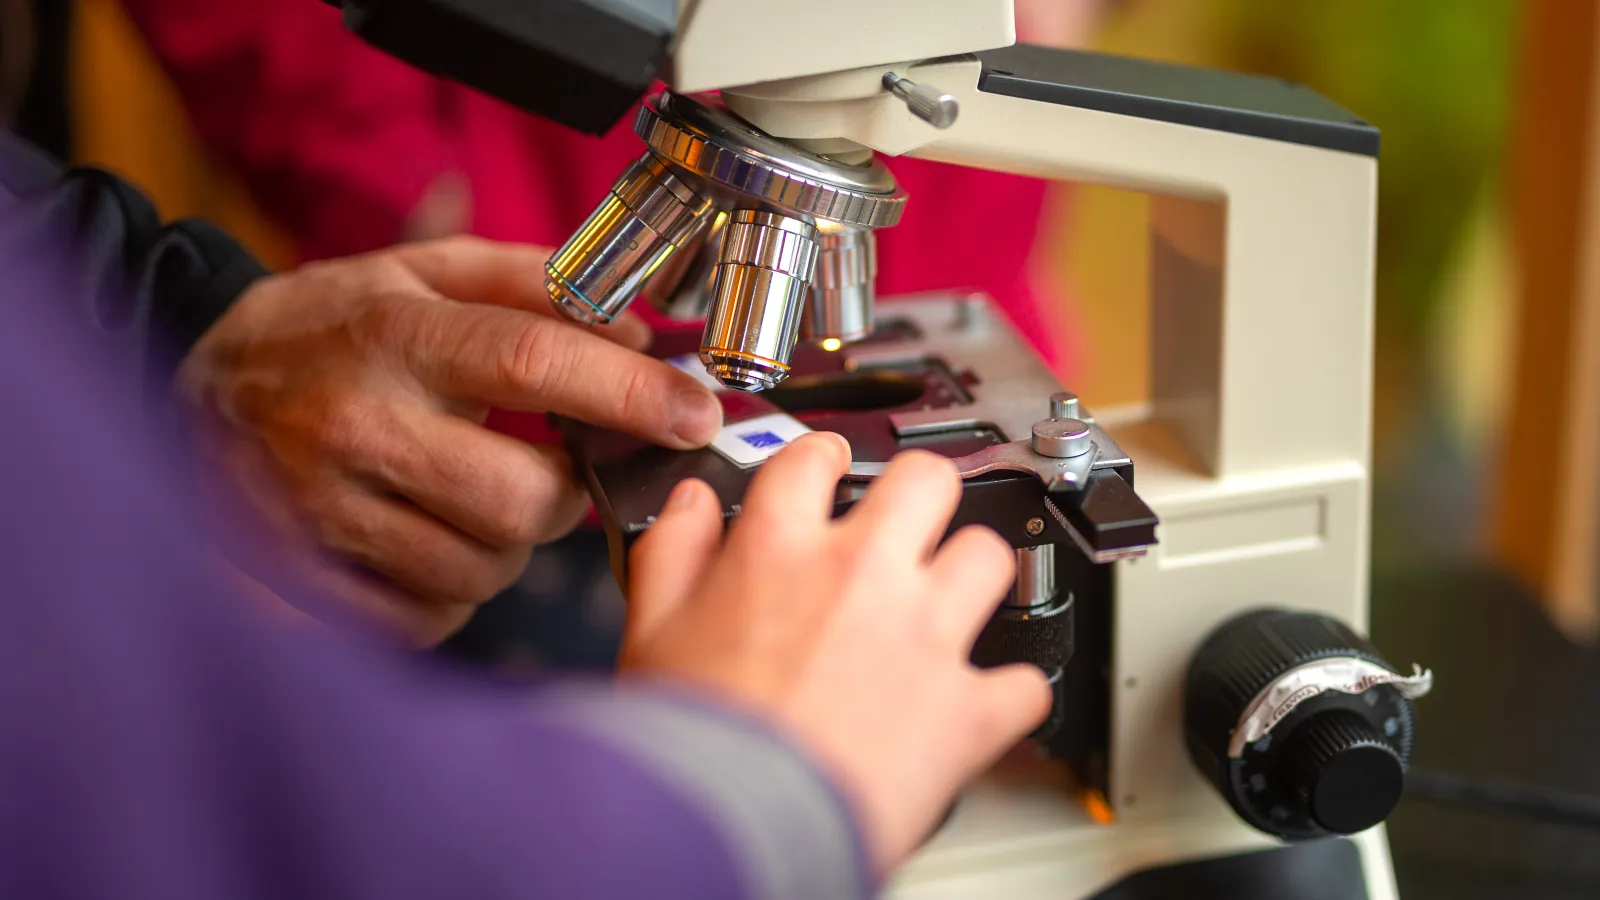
[180,236,724,645]
[619,434,1052,875]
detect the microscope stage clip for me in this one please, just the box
[842,437,1099,493]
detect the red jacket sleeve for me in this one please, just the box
[119,0,455,261]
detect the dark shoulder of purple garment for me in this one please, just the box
[0,130,267,414]
[0,147,873,899]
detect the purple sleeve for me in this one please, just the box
[0,147,873,900]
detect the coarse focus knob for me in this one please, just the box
[1184,609,1432,841]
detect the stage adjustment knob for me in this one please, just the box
[1183,609,1432,841]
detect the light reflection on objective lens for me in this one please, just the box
[699,209,821,392]
[546,153,713,326]
[800,221,876,346]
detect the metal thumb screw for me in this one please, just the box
[883,72,960,129]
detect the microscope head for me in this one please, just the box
[324,0,1013,388]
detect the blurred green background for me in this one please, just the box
[1059,0,1522,581]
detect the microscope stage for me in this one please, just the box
[558,292,1147,583]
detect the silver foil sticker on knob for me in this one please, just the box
[1227,658,1435,758]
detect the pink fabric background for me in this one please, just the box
[119,0,1074,369]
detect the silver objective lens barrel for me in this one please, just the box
[801,224,877,344]
[650,210,727,321]
[700,209,820,391]
[546,153,713,326]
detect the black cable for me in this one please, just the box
[1405,768,1600,831]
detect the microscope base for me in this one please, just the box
[889,770,1395,900]
[561,294,1405,899]
[892,832,1387,900]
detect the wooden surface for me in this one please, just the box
[1489,0,1600,639]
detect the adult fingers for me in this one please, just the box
[842,450,964,561]
[739,432,852,528]
[596,311,652,353]
[925,526,1018,647]
[307,484,530,607]
[626,478,725,646]
[346,403,589,548]
[311,565,481,648]
[393,236,650,351]
[400,302,721,449]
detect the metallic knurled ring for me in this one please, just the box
[634,93,908,230]
[813,228,877,289]
[612,155,713,245]
[720,210,819,280]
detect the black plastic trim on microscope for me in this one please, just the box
[1086,838,1369,900]
[325,0,675,135]
[975,44,1380,157]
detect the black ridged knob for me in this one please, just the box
[1284,711,1405,834]
[970,600,1073,671]
[1184,609,1425,841]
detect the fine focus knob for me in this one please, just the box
[1284,711,1405,835]
[1184,609,1432,841]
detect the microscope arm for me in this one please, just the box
[726,45,1378,481]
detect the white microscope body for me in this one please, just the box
[664,3,1398,898]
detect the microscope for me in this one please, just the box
[332,2,1434,897]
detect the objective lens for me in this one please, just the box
[546,153,713,326]
[700,209,820,392]
[647,210,727,321]
[801,223,877,344]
